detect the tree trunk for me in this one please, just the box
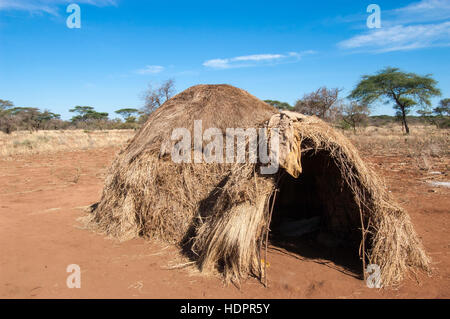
[401,107,410,134]
[392,93,410,135]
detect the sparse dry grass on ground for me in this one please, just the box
[343,124,449,159]
[0,129,135,157]
[1,125,448,161]
[341,125,449,182]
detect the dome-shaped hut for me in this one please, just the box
[85,84,430,287]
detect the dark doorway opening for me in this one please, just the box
[269,148,364,276]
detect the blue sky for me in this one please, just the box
[0,0,449,119]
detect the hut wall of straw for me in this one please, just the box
[83,85,430,287]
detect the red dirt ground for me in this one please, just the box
[0,147,448,298]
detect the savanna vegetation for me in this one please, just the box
[0,80,176,134]
[265,67,448,133]
[1,69,448,136]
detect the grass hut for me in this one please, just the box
[85,84,430,287]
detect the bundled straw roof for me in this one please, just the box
[84,84,430,287]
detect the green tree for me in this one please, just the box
[69,106,108,124]
[38,110,61,122]
[69,106,93,121]
[264,100,293,110]
[36,110,61,130]
[349,67,441,134]
[115,108,139,123]
[434,98,450,116]
[432,98,450,128]
[0,99,15,134]
[0,99,13,110]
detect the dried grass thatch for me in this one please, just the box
[83,84,430,287]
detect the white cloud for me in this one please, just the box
[338,22,450,52]
[338,0,450,53]
[232,54,284,62]
[203,59,229,69]
[331,0,450,26]
[203,51,315,69]
[135,65,165,75]
[393,0,450,23]
[0,0,117,15]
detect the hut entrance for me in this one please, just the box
[269,148,363,275]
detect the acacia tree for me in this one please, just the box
[0,99,15,134]
[264,100,293,110]
[142,79,175,115]
[349,67,441,134]
[70,106,108,121]
[433,98,450,128]
[294,87,342,121]
[36,110,61,130]
[0,99,13,110]
[69,106,109,129]
[115,108,139,123]
[434,98,449,116]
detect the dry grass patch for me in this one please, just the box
[343,125,449,159]
[0,130,135,157]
